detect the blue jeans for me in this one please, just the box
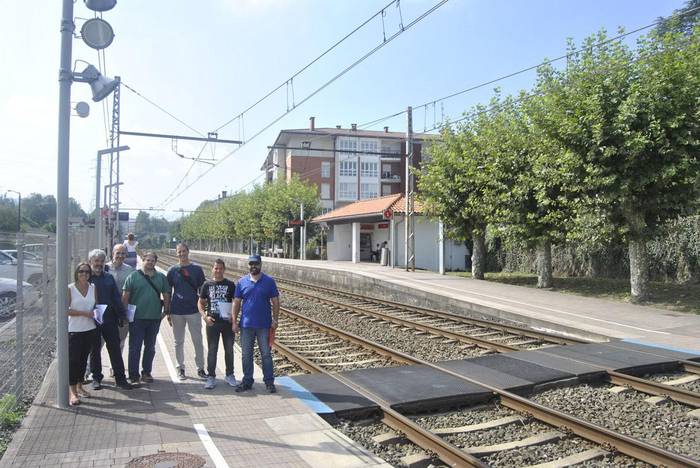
[128,319,161,379]
[240,327,274,385]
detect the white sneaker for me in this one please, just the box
[204,376,216,390]
[225,374,237,387]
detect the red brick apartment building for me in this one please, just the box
[261,117,435,214]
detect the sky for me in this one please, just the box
[0,0,687,220]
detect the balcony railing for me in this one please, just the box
[381,173,401,183]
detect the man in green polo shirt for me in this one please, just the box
[122,251,171,384]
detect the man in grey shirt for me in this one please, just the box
[106,244,133,361]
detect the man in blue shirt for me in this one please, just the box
[232,255,280,393]
[166,243,206,380]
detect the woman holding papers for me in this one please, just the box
[198,259,237,390]
[67,262,97,406]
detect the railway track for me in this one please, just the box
[272,305,699,467]
[180,251,586,353]
[158,252,700,466]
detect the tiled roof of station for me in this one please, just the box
[312,194,423,223]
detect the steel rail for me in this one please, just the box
[606,370,700,408]
[279,304,699,467]
[273,341,326,374]
[281,306,420,366]
[274,334,488,467]
[283,288,517,353]
[682,360,700,375]
[160,253,698,466]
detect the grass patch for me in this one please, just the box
[0,395,26,458]
[449,271,700,314]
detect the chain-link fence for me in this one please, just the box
[0,227,95,419]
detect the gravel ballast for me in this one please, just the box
[283,296,487,362]
[530,382,700,459]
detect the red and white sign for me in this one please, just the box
[383,208,393,220]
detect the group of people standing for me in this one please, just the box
[67,240,280,406]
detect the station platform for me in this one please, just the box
[193,251,700,354]
[0,314,391,468]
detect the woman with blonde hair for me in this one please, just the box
[68,262,97,405]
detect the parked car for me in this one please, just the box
[0,251,44,286]
[1,249,42,263]
[0,278,36,319]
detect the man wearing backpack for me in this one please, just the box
[167,243,206,380]
[122,251,170,384]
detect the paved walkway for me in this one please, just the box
[0,309,390,467]
[203,251,700,354]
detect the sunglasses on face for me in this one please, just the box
[248,262,260,266]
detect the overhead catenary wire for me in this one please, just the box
[213,0,403,133]
[158,0,449,209]
[359,7,700,131]
[121,82,205,137]
[199,6,700,214]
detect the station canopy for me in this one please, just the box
[311,194,423,225]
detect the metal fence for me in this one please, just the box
[0,227,95,415]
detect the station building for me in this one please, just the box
[260,117,434,214]
[261,117,468,272]
[311,193,469,272]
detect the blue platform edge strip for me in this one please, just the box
[276,376,335,414]
[622,338,700,357]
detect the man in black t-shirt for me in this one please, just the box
[197,258,237,390]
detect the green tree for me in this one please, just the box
[478,92,576,288]
[0,205,18,232]
[419,121,492,279]
[533,28,700,301]
[655,0,700,36]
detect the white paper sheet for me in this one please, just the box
[127,304,137,323]
[214,300,232,319]
[93,304,107,324]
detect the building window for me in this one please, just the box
[360,183,378,199]
[338,182,357,200]
[382,164,392,178]
[360,140,378,153]
[338,137,357,155]
[321,183,330,199]
[382,184,392,196]
[339,160,357,176]
[321,161,331,178]
[360,161,378,177]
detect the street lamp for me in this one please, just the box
[4,190,21,232]
[72,63,119,102]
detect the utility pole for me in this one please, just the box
[55,0,74,409]
[405,106,415,271]
[300,202,305,260]
[108,78,121,248]
[96,146,128,251]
